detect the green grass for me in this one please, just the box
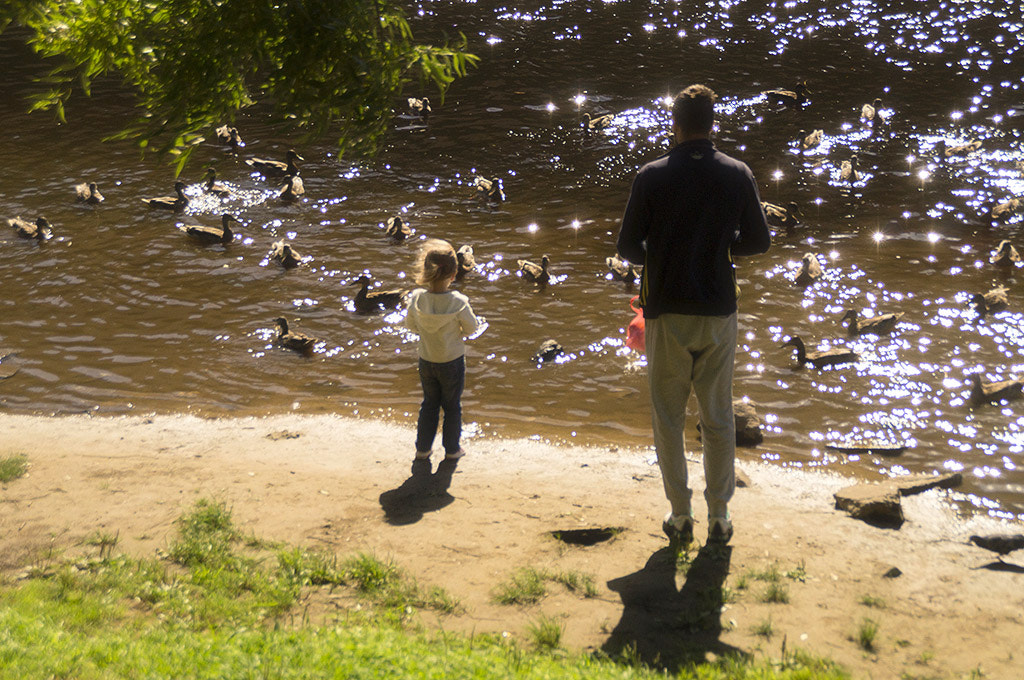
[0,454,29,483]
[855,618,879,652]
[858,594,886,609]
[0,498,853,680]
[493,567,599,604]
[752,616,775,639]
[761,582,791,604]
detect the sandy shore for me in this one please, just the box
[1,413,1022,678]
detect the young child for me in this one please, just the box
[404,239,483,461]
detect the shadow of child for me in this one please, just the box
[378,458,459,525]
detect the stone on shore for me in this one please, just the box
[696,399,764,447]
[834,483,905,528]
[891,472,962,496]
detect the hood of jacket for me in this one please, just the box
[407,289,469,331]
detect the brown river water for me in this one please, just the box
[2,1,1024,519]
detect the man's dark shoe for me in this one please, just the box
[662,513,694,552]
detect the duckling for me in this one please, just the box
[456,244,476,281]
[970,286,1009,318]
[75,181,104,204]
[861,97,883,121]
[203,168,232,197]
[178,213,239,245]
[968,373,1024,406]
[215,125,245,150]
[762,201,801,232]
[762,81,810,106]
[517,255,550,285]
[274,317,318,356]
[473,176,505,205]
[799,128,823,152]
[407,97,431,120]
[794,252,823,286]
[991,197,1023,222]
[352,274,406,314]
[533,339,564,363]
[942,139,982,158]
[384,215,411,241]
[582,112,614,132]
[142,181,188,211]
[991,240,1021,267]
[8,216,52,240]
[839,309,904,336]
[605,254,638,283]
[782,336,858,369]
[278,175,305,202]
[840,154,862,183]
[245,149,303,177]
[268,239,302,268]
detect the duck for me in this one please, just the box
[533,339,564,363]
[799,128,823,152]
[605,254,638,283]
[582,112,614,132]
[762,201,801,232]
[762,81,810,106]
[968,374,1024,406]
[794,252,823,286]
[407,97,431,120]
[274,317,318,356]
[384,215,411,241]
[215,125,244,150]
[8,216,53,240]
[75,181,104,204]
[941,139,982,158]
[970,286,1008,318]
[473,176,505,205]
[203,168,232,197]
[268,240,302,268]
[839,309,904,336]
[991,197,1023,222]
[969,533,1024,562]
[456,245,476,281]
[840,154,862,183]
[245,149,303,177]
[352,274,405,314]
[861,97,883,121]
[278,175,305,202]
[178,213,239,245]
[142,181,188,211]
[782,335,858,369]
[517,255,550,285]
[991,240,1021,267]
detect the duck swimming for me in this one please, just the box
[408,97,431,120]
[762,81,810,106]
[143,181,188,211]
[605,254,638,283]
[991,197,1022,222]
[839,309,904,336]
[75,182,104,204]
[533,339,564,363]
[794,252,823,286]
[991,240,1021,267]
[246,149,303,177]
[215,125,244,150]
[278,175,305,202]
[178,213,239,245]
[941,139,982,158]
[204,168,232,197]
[968,373,1024,407]
[269,240,302,268]
[385,215,411,241]
[861,97,883,121]
[474,176,505,205]
[274,317,318,356]
[8,216,52,240]
[762,201,801,233]
[352,274,405,314]
[970,286,1008,318]
[517,255,550,285]
[782,336,858,369]
[799,129,823,152]
[840,155,862,183]
[582,112,614,132]
[456,244,476,281]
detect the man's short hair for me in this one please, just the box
[672,84,717,136]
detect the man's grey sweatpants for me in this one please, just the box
[646,312,737,520]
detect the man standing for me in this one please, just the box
[616,84,771,550]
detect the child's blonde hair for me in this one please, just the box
[416,239,458,286]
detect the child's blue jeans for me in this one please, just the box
[415,356,465,454]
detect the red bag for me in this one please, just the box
[626,295,645,352]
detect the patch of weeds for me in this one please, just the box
[493,567,548,605]
[855,617,879,652]
[785,561,807,582]
[751,616,774,639]
[551,570,597,598]
[169,499,239,568]
[0,453,29,483]
[780,647,847,675]
[859,594,886,609]
[747,562,782,583]
[761,581,790,604]
[277,547,346,586]
[733,573,749,591]
[342,553,400,594]
[423,585,460,614]
[915,650,934,665]
[526,615,564,651]
[675,545,697,573]
[720,586,737,604]
[85,530,120,559]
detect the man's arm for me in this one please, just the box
[731,170,772,257]
[616,174,649,264]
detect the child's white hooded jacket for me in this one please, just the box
[404,289,482,363]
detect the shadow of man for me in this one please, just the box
[378,458,458,525]
[602,545,747,671]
